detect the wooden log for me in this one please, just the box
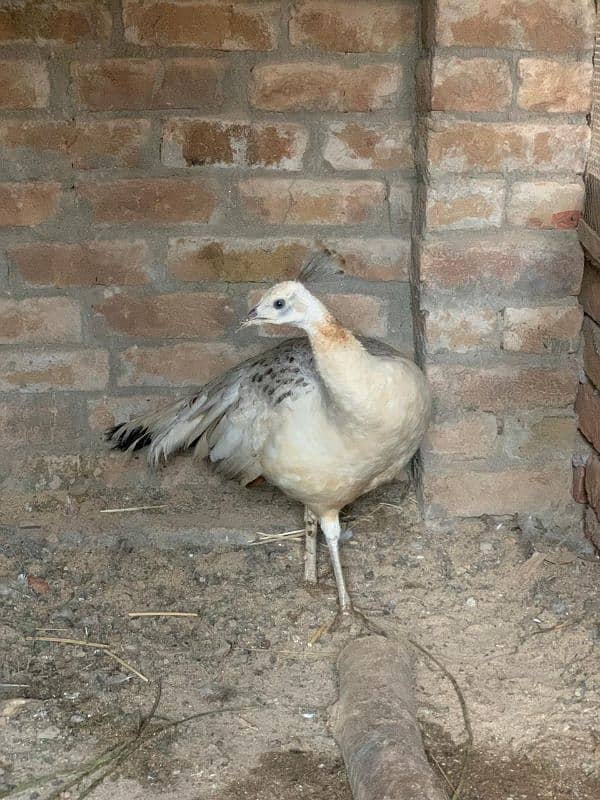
[330,635,447,800]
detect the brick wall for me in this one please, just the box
[0,1,418,514]
[417,0,594,529]
[0,0,595,530]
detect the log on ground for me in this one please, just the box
[330,635,447,800]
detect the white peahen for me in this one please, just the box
[106,252,431,614]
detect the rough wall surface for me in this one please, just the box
[0,0,418,513]
[418,0,594,530]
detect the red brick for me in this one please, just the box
[0,297,81,344]
[0,183,60,227]
[423,413,497,460]
[427,179,504,231]
[580,259,600,325]
[169,238,308,282]
[168,236,410,283]
[503,304,583,354]
[326,238,411,281]
[585,455,600,517]
[238,179,385,225]
[421,231,583,299]
[0,119,151,171]
[431,57,512,112]
[518,59,592,113]
[72,58,227,111]
[78,179,218,225]
[0,61,49,110]
[323,122,412,170]
[0,350,108,392]
[117,342,246,387]
[428,363,578,412]
[424,308,497,353]
[289,1,416,52]
[436,0,594,52]
[0,1,111,45]
[576,381,600,451]
[162,119,308,170]
[507,181,584,230]
[585,506,600,550]
[123,0,279,50]
[95,292,234,338]
[248,290,388,338]
[428,120,589,175]
[8,241,152,288]
[582,315,600,388]
[425,462,573,518]
[0,395,81,449]
[249,62,401,112]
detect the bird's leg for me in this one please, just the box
[304,507,318,584]
[320,512,352,614]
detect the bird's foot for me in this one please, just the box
[311,603,384,643]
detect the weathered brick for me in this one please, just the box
[576,381,600,451]
[0,182,60,227]
[502,305,583,353]
[421,231,583,299]
[506,415,577,459]
[0,395,81,449]
[427,179,504,230]
[507,181,584,230]
[518,59,592,112]
[238,179,385,225]
[0,119,151,171]
[0,350,108,392]
[423,413,497,460]
[247,290,388,338]
[88,394,173,432]
[162,119,308,170]
[582,315,600,388]
[323,122,412,171]
[425,462,573,518]
[586,506,600,550]
[95,292,234,338]
[8,241,152,288]
[289,1,416,52]
[117,342,246,387]
[585,455,600,517]
[436,0,594,52]
[0,297,81,344]
[168,236,410,283]
[389,182,413,222]
[428,120,589,175]
[0,61,49,110]
[78,179,218,225]
[72,58,227,112]
[580,259,600,325]
[123,0,279,50]
[0,1,111,45]
[431,57,512,112]
[249,63,401,112]
[328,238,411,281]
[424,307,498,353]
[169,238,308,282]
[428,363,578,412]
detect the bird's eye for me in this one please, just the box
[273,298,286,310]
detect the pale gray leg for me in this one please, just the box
[320,513,352,613]
[304,507,318,585]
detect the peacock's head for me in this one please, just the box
[241,249,344,332]
[242,281,322,330]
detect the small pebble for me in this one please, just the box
[465,597,477,608]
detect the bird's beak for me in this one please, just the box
[239,306,259,330]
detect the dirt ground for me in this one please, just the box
[1,478,600,800]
